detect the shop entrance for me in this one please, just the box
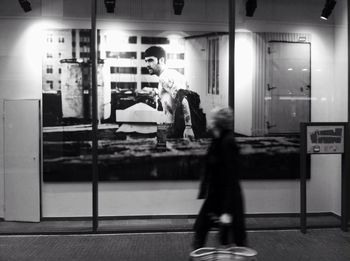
[266,42,311,134]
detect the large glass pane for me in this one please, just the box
[95,0,229,230]
[41,28,93,232]
[235,0,347,228]
[0,1,93,233]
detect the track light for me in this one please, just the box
[104,0,116,13]
[246,0,257,17]
[173,0,184,15]
[18,0,31,12]
[320,0,336,20]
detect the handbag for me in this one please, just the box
[189,246,258,261]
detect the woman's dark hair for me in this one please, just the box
[211,107,234,131]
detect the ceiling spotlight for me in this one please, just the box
[320,0,336,20]
[104,0,116,13]
[246,0,257,17]
[173,0,184,15]
[18,0,31,12]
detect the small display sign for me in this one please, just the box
[306,125,344,154]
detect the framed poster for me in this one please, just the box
[306,125,344,154]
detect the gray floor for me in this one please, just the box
[0,214,342,234]
[0,229,350,261]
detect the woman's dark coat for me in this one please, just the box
[193,130,246,248]
[198,130,243,215]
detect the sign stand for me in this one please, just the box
[300,122,348,233]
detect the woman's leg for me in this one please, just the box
[232,197,247,246]
[192,201,212,249]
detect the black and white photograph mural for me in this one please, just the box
[42,29,310,182]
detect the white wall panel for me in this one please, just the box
[4,100,40,222]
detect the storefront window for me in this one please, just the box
[0,0,348,234]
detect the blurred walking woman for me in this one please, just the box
[193,107,247,249]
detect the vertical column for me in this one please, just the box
[347,0,350,232]
[300,123,307,233]
[229,0,235,127]
[341,124,348,232]
[91,0,99,232]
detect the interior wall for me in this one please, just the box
[185,37,209,113]
[0,0,348,218]
[43,182,203,217]
[234,32,253,136]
